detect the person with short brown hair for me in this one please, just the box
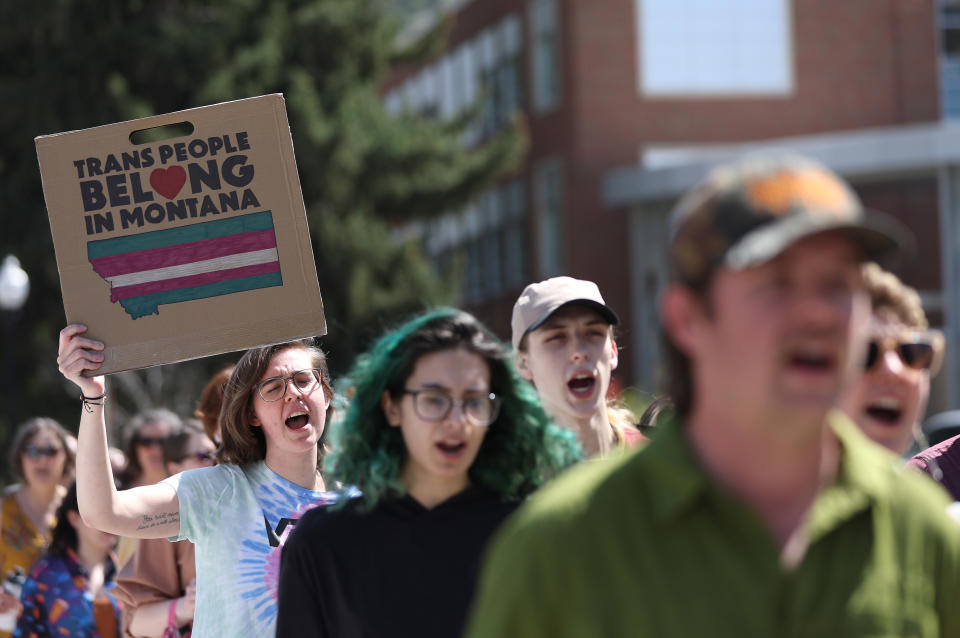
[839,263,943,454]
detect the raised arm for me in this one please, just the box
[57,324,181,538]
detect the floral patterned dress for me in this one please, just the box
[0,494,52,638]
[13,548,120,638]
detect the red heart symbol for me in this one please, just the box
[150,166,187,200]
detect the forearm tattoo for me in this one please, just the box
[135,510,179,531]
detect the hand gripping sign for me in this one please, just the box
[36,94,326,374]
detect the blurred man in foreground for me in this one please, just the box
[465,155,960,637]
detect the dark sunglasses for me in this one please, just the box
[184,450,214,463]
[864,331,944,375]
[23,445,61,459]
[137,436,167,448]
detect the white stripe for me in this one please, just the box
[106,248,279,287]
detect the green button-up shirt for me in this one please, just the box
[465,413,960,637]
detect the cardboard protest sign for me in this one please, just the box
[36,94,326,374]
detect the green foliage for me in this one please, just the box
[0,0,524,461]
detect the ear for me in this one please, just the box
[66,509,82,531]
[321,385,333,411]
[660,284,704,356]
[609,338,619,371]
[248,408,261,428]
[381,391,402,427]
[515,351,534,381]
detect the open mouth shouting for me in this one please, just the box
[864,397,904,427]
[436,438,468,459]
[567,371,598,399]
[285,410,310,430]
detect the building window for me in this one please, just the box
[941,0,960,118]
[496,15,523,122]
[636,0,792,96]
[440,55,457,119]
[388,14,523,139]
[474,14,524,137]
[384,90,404,116]
[503,179,527,289]
[529,0,561,113]
[534,158,563,278]
[426,180,528,305]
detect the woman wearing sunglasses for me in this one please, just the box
[0,418,74,637]
[276,309,580,638]
[57,326,339,637]
[839,263,943,455]
[117,409,183,490]
[115,419,216,637]
[114,409,184,568]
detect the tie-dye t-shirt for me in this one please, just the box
[161,462,338,638]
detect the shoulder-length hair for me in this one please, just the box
[48,482,80,556]
[118,408,183,487]
[162,419,208,467]
[219,340,332,466]
[326,308,582,510]
[8,417,74,483]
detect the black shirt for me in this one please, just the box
[276,486,519,638]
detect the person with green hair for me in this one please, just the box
[276,308,581,638]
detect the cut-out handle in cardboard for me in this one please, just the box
[35,94,326,375]
[129,121,195,145]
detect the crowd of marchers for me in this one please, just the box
[2,153,959,638]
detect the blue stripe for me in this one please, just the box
[117,271,283,319]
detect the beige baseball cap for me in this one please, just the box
[511,276,619,349]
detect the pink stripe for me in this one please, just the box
[110,261,280,302]
[91,230,277,277]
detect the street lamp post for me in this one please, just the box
[0,255,30,430]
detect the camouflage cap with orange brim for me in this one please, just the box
[668,154,912,287]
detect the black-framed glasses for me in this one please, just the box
[23,445,61,459]
[402,389,502,427]
[256,369,323,402]
[136,436,167,448]
[865,330,944,376]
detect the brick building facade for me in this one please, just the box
[384,0,953,407]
